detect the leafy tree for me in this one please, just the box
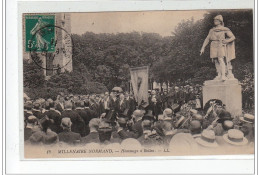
[151,10,253,85]
[23,54,45,88]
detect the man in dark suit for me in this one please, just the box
[153,108,174,136]
[117,93,129,113]
[58,118,81,144]
[55,96,65,113]
[32,102,44,120]
[61,101,85,136]
[161,121,177,146]
[81,118,100,144]
[148,97,162,121]
[115,111,133,140]
[75,101,88,136]
[99,92,110,114]
[137,111,163,147]
[125,92,136,115]
[128,110,144,139]
[24,101,34,121]
[84,100,98,120]
[43,100,63,134]
[24,115,41,141]
[108,92,118,111]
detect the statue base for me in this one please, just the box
[202,79,242,117]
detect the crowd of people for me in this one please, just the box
[23,86,254,154]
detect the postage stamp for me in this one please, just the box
[22,10,254,159]
[25,14,56,52]
[24,14,73,75]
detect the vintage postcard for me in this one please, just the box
[22,10,254,159]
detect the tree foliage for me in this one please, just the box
[24,9,253,98]
[151,10,253,85]
[72,32,169,90]
[23,54,45,88]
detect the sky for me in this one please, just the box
[70,11,207,37]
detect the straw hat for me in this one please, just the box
[164,108,173,116]
[223,129,248,146]
[195,129,219,148]
[121,138,142,149]
[239,114,254,124]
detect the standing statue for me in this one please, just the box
[200,15,236,81]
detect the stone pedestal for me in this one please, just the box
[203,79,242,117]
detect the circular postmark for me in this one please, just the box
[29,24,73,71]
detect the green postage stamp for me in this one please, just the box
[25,14,56,52]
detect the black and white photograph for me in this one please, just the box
[22,10,254,158]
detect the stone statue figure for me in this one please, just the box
[200,15,236,81]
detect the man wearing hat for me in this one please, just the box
[211,120,234,136]
[125,92,136,115]
[81,118,100,144]
[32,101,44,120]
[128,110,145,139]
[24,101,34,121]
[84,100,98,119]
[195,129,219,150]
[222,129,248,146]
[237,114,254,143]
[55,96,65,113]
[108,92,118,111]
[98,120,113,144]
[116,93,129,114]
[114,110,133,140]
[200,15,236,81]
[148,97,162,121]
[29,115,58,145]
[137,111,163,147]
[74,101,88,136]
[161,121,177,147]
[61,101,85,136]
[160,89,169,109]
[43,100,63,134]
[24,115,41,141]
[154,108,175,136]
[186,86,196,103]
[58,118,81,144]
[99,92,110,113]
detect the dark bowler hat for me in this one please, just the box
[217,110,232,123]
[117,109,130,124]
[190,120,201,131]
[142,110,155,121]
[139,101,149,109]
